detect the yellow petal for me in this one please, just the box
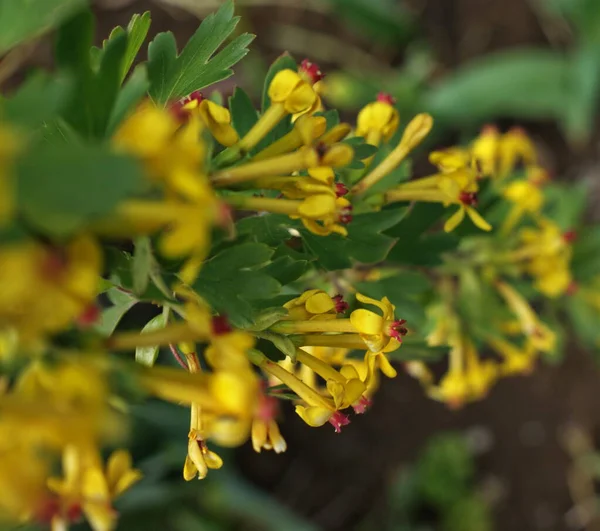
[326,380,345,409]
[294,405,332,427]
[285,83,317,114]
[297,194,336,219]
[444,207,465,232]
[305,292,335,314]
[307,167,335,185]
[251,419,267,452]
[376,353,397,378]
[204,449,223,470]
[466,207,492,231]
[268,69,302,102]
[350,309,384,335]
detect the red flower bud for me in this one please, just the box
[459,191,478,207]
[376,92,396,105]
[335,182,349,197]
[299,59,324,84]
[332,294,349,313]
[211,315,232,336]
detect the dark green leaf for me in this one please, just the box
[107,65,149,134]
[387,339,447,362]
[229,87,259,138]
[0,0,86,54]
[147,0,253,103]
[236,214,292,246]
[3,73,72,130]
[192,243,281,327]
[16,144,143,236]
[264,255,309,286]
[301,207,408,270]
[96,291,137,336]
[132,237,152,297]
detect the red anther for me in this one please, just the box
[170,91,204,122]
[563,230,577,243]
[211,315,232,336]
[389,319,408,340]
[352,395,373,414]
[182,90,204,105]
[459,191,478,206]
[338,204,353,224]
[376,92,396,105]
[299,59,324,84]
[328,411,350,433]
[77,303,100,327]
[566,281,579,296]
[481,124,499,135]
[335,182,349,197]
[35,497,61,523]
[332,294,349,313]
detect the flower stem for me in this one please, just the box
[270,319,357,334]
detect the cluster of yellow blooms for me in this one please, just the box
[0,54,591,531]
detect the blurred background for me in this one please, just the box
[11,0,600,529]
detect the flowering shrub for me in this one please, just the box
[0,2,599,530]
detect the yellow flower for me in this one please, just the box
[356,93,400,145]
[498,127,537,178]
[196,99,239,147]
[349,293,404,353]
[283,289,347,320]
[488,336,537,376]
[0,234,102,341]
[183,402,223,480]
[429,147,472,173]
[495,281,556,353]
[251,389,287,453]
[470,125,500,177]
[253,114,327,161]
[238,59,322,152]
[47,445,141,531]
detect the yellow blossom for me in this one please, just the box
[283,289,344,320]
[471,125,500,177]
[501,179,544,234]
[196,99,239,147]
[356,93,400,146]
[0,235,102,341]
[251,389,287,453]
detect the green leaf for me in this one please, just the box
[135,308,169,367]
[229,87,259,138]
[120,12,151,81]
[0,0,86,54]
[572,226,600,281]
[96,290,137,336]
[3,73,72,130]
[543,182,588,230]
[566,293,600,351]
[132,237,152,297]
[147,0,254,103]
[255,331,297,361]
[264,254,309,286]
[386,339,447,362]
[426,50,568,126]
[192,243,281,327]
[107,65,149,134]
[301,207,408,270]
[236,214,293,246]
[16,143,143,236]
[57,10,129,138]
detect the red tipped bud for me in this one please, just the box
[376,92,396,105]
[170,91,204,122]
[389,319,408,340]
[459,191,478,207]
[328,411,350,433]
[332,294,349,313]
[335,182,349,197]
[563,230,577,243]
[299,59,324,84]
[211,315,232,336]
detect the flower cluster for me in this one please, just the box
[0,2,598,530]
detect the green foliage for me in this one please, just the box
[301,207,408,270]
[0,0,86,54]
[16,143,143,237]
[229,87,259,138]
[147,0,253,103]
[135,308,169,367]
[192,243,281,328]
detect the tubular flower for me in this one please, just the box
[349,293,404,353]
[488,336,537,376]
[0,234,102,341]
[352,113,433,196]
[251,352,349,433]
[184,402,223,481]
[46,445,141,531]
[470,125,500,177]
[252,114,327,161]
[385,166,492,233]
[174,92,239,147]
[500,179,544,235]
[253,169,336,200]
[251,387,287,453]
[356,92,400,146]
[284,290,347,320]
[495,281,556,353]
[238,59,322,152]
